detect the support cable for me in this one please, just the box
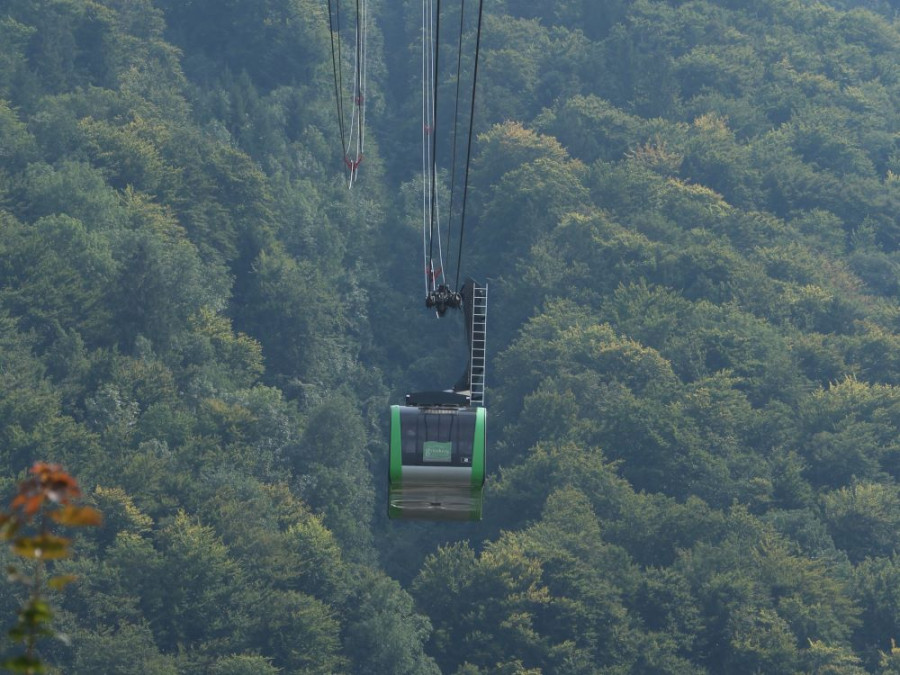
[327,0,347,158]
[346,2,360,186]
[455,0,484,289]
[427,0,442,290]
[346,0,366,187]
[422,0,432,295]
[444,0,467,278]
[360,0,368,157]
[328,0,366,187]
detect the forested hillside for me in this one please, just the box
[4,0,900,672]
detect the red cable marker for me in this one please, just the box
[344,155,364,171]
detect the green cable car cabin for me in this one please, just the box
[389,392,486,520]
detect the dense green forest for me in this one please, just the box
[7,0,900,672]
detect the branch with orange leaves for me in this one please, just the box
[0,463,102,674]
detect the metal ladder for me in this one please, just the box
[469,283,488,406]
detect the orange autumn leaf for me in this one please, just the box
[9,493,46,518]
[28,462,80,504]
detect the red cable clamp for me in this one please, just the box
[343,155,364,170]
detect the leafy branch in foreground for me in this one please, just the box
[0,463,102,674]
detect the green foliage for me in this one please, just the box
[677,506,859,673]
[823,481,900,561]
[157,0,329,92]
[243,588,346,674]
[0,213,117,348]
[208,654,279,675]
[340,567,440,675]
[239,246,347,389]
[295,396,375,561]
[71,623,177,675]
[146,511,243,652]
